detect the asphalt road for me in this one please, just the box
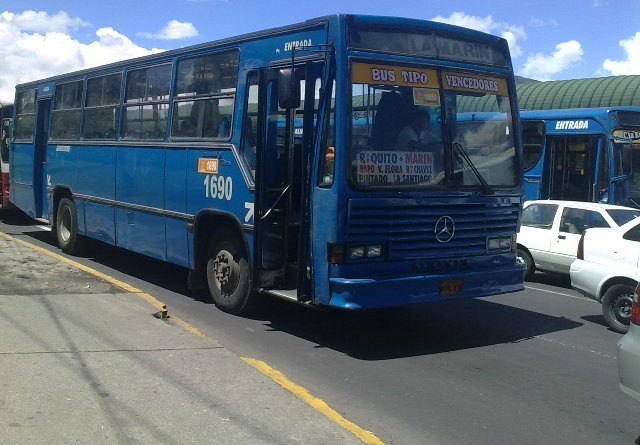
[1,209,638,445]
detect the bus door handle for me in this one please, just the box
[261,184,290,221]
[558,235,566,240]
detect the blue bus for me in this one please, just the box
[520,107,640,206]
[10,14,524,314]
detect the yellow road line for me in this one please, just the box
[0,231,209,338]
[242,357,385,445]
[1,230,385,444]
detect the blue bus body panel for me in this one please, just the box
[115,145,166,260]
[165,148,189,267]
[329,261,524,309]
[186,146,254,237]
[75,145,116,244]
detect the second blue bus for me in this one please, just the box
[521,107,640,207]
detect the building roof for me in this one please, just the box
[458,75,640,112]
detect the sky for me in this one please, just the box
[1,0,639,104]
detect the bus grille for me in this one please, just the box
[346,197,520,260]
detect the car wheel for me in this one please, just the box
[205,229,258,315]
[601,284,634,333]
[516,248,535,281]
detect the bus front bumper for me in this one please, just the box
[327,264,525,310]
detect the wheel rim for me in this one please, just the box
[612,291,634,322]
[59,205,71,242]
[212,249,240,298]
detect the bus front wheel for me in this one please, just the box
[206,230,256,315]
[56,197,83,255]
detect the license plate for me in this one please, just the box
[439,279,463,297]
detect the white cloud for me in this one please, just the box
[0,10,163,104]
[519,40,583,80]
[602,32,640,75]
[138,20,198,40]
[431,12,526,57]
[529,18,557,28]
[1,10,88,34]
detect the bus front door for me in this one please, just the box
[543,135,597,202]
[33,98,51,219]
[255,63,322,301]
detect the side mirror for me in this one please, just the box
[277,68,300,109]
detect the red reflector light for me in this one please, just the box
[632,283,640,326]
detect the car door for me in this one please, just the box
[518,202,558,268]
[548,207,610,272]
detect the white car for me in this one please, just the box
[617,283,640,401]
[570,217,640,333]
[517,200,640,280]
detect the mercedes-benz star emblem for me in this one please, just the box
[434,215,455,243]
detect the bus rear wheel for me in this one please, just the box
[56,197,83,255]
[206,230,256,315]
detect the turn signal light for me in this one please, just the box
[328,244,344,264]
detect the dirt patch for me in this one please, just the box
[0,237,121,295]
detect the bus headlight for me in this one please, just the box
[350,246,365,259]
[348,244,384,260]
[366,244,383,258]
[487,236,513,253]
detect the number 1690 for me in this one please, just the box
[204,175,233,200]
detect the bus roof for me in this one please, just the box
[520,106,640,120]
[15,14,509,90]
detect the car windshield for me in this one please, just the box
[349,62,519,190]
[607,209,640,226]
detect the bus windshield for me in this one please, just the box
[350,62,518,189]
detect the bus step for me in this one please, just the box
[264,289,298,302]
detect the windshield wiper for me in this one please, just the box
[451,140,494,195]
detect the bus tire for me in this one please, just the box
[601,284,634,334]
[206,229,257,315]
[56,197,84,255]
[516,247,534,281]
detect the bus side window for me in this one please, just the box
[319,80,336,187]
[522,122,544,171]
[242,72,259,175]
